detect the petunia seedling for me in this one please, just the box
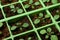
[34,18,40,24]
[11,26,17,31]
[17,9,23,14]
[45,35,49,39]
[51,0,58,4]
[40,29,47,34]
[10,5,15,9]
[0,22,3,28]
[34,2,40,6]
[22,23,29,28]
[24,4,30,9]
[47,28,52,33]
[45,14,50,18]
[19,39,24,40]
[54,15,59,20]
[50,35,58,40]
[39,13,43,18]
[29,0,33,4]
[28,37,32,40]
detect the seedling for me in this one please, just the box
[51,0,58,4]
[40,27,58,40]
[39,13,43,18]
[42,0,50,2]
[34,2,40,6]
[45,14,50,18]
[11,26,17,31]
[28,37,32,40]
[34,18,40,24]
[22,23,29,28]
[0,22,3,28]
[29,0,33,4]
[24,4,30,9]
[54,15,59,20]
[10,5,23,14]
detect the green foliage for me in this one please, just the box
[11,26,17,31]
[21,0,27,2]
[24,4,30,8]
[39,13,43,18]
[0,31,2,35]
[10,5,23,13]
[17,9,23,14]
[45,14,50,18]
[51,0,58,4]
[56,10,60,13]
[16,23,21,26]
[34,18,40,24]
[54,15,59,20]
[47,28,52,33]
[45,35,49,39]
[42,0,50,2]
[28,37,32,40]
[50,35,58,40]
[40,29,47,34]
[34,2,40,6]
[29,0,33,4]
[22,23,29,28]
[0,22,3,28]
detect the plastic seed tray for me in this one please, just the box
[0,0,60,40]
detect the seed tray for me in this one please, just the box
[0,0,60,40]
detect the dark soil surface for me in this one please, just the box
[38,25,60,40]
[0,9,4,20]
[22,0,42,12]
[0,22,10,40]
[44,0,60,6]
[14,32,38,40]
[1,0,18,5]
[49,6,60,21]
[3,3,24,18]
[8,16,33,35]
[30,11,52,28]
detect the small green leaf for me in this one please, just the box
[16,23,21,26]
[29,0,33,4]
[34,2,40,5]
[20,28,23,30]
[47,28,52,33]
[54,15,59,20]
[45,35,49,39]
[40,29,47,34]
[34,18,40,24]
[28,37,32,40]
[11,26,17,31]
[17,9,23,14]
[0,31,2,35]
[50,35,58,40]
[22,23,29,28]
[42,0,47,2]
[24,4,30,8]
[31,5,35,8]
[39,13,43,18]
[0,22,3,28]
[51,0,58,4]
[10,5,15,8]
[45,14,50,18]
[56,10,59,13]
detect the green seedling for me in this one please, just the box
[40,29,47,34]
[0,31,2,35]
[29,0,33,4]
[24,4,30,9]
[34,18,40,24]
[22,23,29,28]
[10,5,23,14]
[34,2,40,6]
[16,23,21,26]
[50,35,58,40]
[51,0,58,4]
[11,26,17,31]
[42,0,50,2]
[28,37,32,40]
[0,22,3,28]
[45,14,50,18]
[39,13,43,18]
[19,39,24,40]
[40,27,56,39]
[54,15,59,20]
